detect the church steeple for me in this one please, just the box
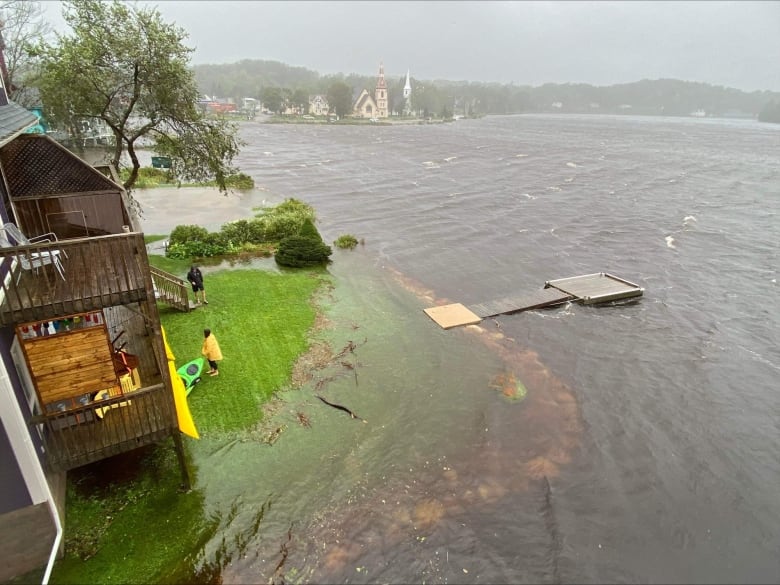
[374,61,388,118]
[403,69,412,116]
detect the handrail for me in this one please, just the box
[149,265,191,312]
[30,383,177,472]
[0,232,151,326]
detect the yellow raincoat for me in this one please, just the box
[202,333,223,362]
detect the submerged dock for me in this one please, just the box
[424,272,644,329]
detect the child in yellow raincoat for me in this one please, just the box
[202,328,223,376]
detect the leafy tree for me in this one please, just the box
[758,100,780,123]
[326,80,353,118]
[291,88,309,114]
[261,86,284,113]
[32,0,240,193]
[0,0,51,107]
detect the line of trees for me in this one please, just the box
[192,60,780,121]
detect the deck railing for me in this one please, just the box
[150,265,191,312]
[0,233,151,326]
[30,383,177,472]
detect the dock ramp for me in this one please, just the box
[424,272,643,329]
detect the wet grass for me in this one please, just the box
[158,267,324,434]
[49,261,326,584]
[51,447,215,585]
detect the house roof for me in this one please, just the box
[0,134,123,198]
[354,89,375,111]
[0,101,37,148]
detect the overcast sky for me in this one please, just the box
[42,1,780,92]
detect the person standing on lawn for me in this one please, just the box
[202,328,223,376]
[187,265,208,305]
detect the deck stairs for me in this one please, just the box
[149,266,192,312]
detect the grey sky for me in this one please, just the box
[42,1,780,92]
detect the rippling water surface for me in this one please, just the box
[140,114,779,583]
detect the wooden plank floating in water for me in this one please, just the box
[423,303,482,329]
[424,272,643,329]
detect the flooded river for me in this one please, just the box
[133,114,780,583]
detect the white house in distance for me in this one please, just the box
[309,94,329,116]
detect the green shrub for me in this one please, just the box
[169,225,209,245]
[254,198,316,241]
[119,166,173,187]
[224,173,255,190]
[261,213,303,242]
[334,234,359,249]
[298,218,323,241]
[274,235,332,268]
[220,219,254,244]
[165,232,231,259]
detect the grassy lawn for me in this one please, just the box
[156,265,326,434]
[49,255,328,584]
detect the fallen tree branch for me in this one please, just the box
[316,394,367,423]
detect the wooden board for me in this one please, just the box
[23,326,117,404]
[423,303,482,329]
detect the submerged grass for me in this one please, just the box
[50,259,326,584]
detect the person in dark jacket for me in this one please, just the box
[187,265,208,305]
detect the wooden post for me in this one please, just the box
[172,431,191,491]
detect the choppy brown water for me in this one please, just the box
[134,114,780,584]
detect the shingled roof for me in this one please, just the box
[0,100,36,148]
[0,134,122,198]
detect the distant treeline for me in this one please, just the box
[193,59,780,120]
[758,100,780,123]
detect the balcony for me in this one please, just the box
[30,383,176,472]
[0,232,151,327]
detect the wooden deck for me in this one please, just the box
[545,272,644,304]
[425,272,644,329]
[31,383,176,472]
[0,233,150,326]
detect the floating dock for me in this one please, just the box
[424,272,644,329]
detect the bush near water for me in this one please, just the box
[166,199,331,266]
[275,218,333,267]
[333,234,359,249]
[120,166,254,190]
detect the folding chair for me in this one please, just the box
[0,227,66,282]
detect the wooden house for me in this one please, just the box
[0,100,191,580]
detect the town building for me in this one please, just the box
[403,69,412,116]
[353,62,389,119]
[309,94,329,116]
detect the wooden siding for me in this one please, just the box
[22,325,116,405]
